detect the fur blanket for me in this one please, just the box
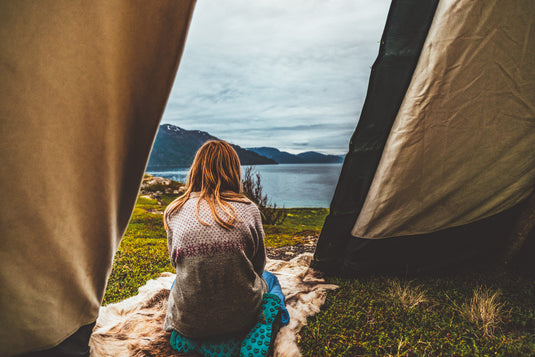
[90,253,338,356]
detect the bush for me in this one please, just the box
[242,166,287,225]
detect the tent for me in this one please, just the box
[312,0,535,275]
[1,0,534,355]
[0,1,195,355]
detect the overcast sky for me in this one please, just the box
[161,0,391,155]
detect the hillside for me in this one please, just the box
[147,124,276,169]
[248,147,344,164]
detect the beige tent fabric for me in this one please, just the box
[0,1,195,355]
[352,0,535,239]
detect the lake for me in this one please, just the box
[147,163,343,208]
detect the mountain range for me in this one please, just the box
[146,124,343,169]
[247,147,343,164]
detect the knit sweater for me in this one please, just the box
[164,193,268,338]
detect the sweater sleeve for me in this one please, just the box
[250,205,266,276]
[166,218,177,269]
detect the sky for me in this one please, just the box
[161,0,391,155]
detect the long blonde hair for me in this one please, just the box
[163,140,250,230]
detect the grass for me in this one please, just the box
[103,197,171,304]
[386,280,429,310]
[299,273,535,356]
[103,188,535,356]
[263,207,328,247]
[458,288,505,337]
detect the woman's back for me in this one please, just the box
[164,193,267,338]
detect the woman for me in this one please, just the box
[163,140,288,355]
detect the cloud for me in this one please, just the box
[162,0,391,154]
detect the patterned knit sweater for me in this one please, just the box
[164,193,268,338]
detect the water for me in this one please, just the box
[147,163,343,208]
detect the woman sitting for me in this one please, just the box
[163,140,288,356]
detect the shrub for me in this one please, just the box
[241,166,287,225]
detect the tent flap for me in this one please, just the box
[313,0,535,275]
[0,1,195,355]
[352,0,535,239]
[312,0,440,273]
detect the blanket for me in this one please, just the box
[89,253,338,357]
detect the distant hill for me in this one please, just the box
[248,147,344,164]
[147,124,276,169]
[247,147,302,164]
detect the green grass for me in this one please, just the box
[263,207,328,247]
[300,273,535,356]
[102,196,171,304]
[103,191,535,356]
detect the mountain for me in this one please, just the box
[147,124,276,169]
[246,147,302,164]
[296,151,345,164]
[248,147,344,164]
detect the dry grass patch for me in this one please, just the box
[460,287,505,337]
[386,279,429,309]
[385,336,410,357]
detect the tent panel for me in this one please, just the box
[352,0,535,239]
[0,1,195,355]
[312,0,440,273]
